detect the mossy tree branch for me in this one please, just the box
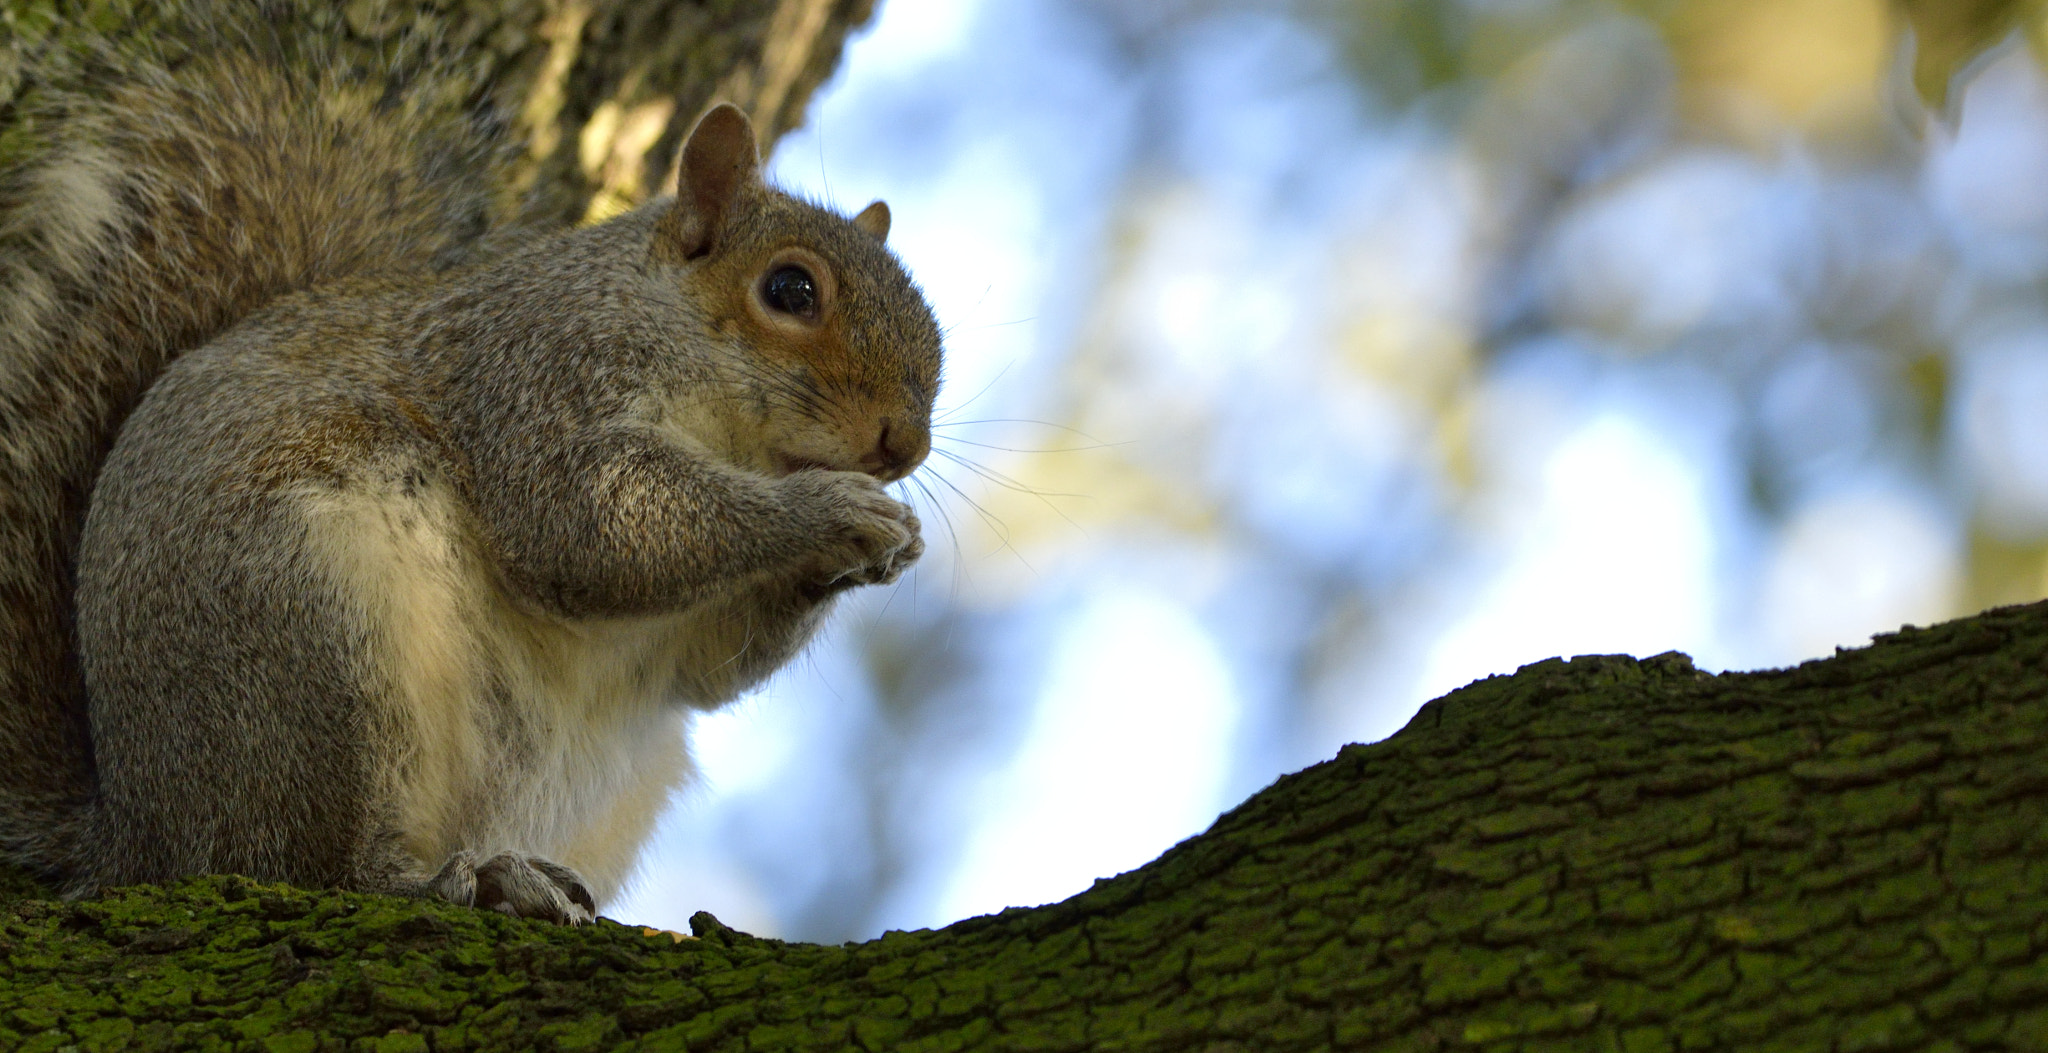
[5,2,2045,1049]
[5,600,2046,1050]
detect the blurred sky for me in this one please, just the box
[612,0,2048,941]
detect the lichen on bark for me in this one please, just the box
[6,600,2048,1050]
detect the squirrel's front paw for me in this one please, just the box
[839,520,923,587]
[429,849,596,925]
[782,470,924,591]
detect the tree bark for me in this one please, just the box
[0,0,873,225]
[3,599,2043,1050]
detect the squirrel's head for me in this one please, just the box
[652,103,942,484]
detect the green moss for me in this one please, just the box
[6,599,2048,1046]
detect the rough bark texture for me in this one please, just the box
[3,599,2046,1050]
[0,0,873,225]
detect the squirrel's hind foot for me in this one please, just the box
[429,849,597,925]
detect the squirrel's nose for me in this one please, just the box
[859,418,929,481]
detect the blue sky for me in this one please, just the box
[611,0,2048,941]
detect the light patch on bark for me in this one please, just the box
[579,98,679,224]
[717,0,837,137]
[519,0,596,167]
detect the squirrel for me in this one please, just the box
[0,36,941,924]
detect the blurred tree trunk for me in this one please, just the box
[5,600,2044,1049]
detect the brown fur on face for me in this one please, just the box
[670,204,939,479]
[652,105,940,484]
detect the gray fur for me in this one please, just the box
[2,44,942,920]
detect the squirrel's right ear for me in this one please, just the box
[661,103,762,260]
[853,201,891,242]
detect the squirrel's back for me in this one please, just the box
[0,42,504,883]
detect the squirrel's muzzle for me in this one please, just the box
[860,418,929,482]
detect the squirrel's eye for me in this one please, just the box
[762,265,819,319]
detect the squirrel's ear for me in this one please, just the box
[853,200,891,242]
[664,103,761,259]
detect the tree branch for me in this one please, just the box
[6,600,2044,1048]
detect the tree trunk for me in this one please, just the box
[0,0,873,225]
[3,599,2043,1050]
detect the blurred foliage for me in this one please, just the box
[961,0,2048,782]
[661,0,2048,943]
[1290,0,2045,119]
[1900,0,2038,111]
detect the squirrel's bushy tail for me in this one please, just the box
[0,39,504,888]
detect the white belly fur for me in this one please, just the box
[299,474,697,908]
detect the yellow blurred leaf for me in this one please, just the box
[1895,0,2042,111]
[1674,0,1892,128]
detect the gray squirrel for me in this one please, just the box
[0,37,940,923]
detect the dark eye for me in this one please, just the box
[762,265,819,319]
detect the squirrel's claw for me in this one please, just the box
[429,849,596,925]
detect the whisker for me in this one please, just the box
[870,569,903,622]
[933,434,1127,454]
[707,611,759,675]
[932,362,1016,425]
[930,450,1089,537]
[932,417,1112,445]
[910,474,967,596]
[922,466,1026,560]
[930,449,1089,500]
[936,284,1000,340]
[883,475,961,608]
[816,124,832,202]
[951,315,1036,331]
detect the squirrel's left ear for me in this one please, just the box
[662,102,761,259]
[853,200,890,242]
